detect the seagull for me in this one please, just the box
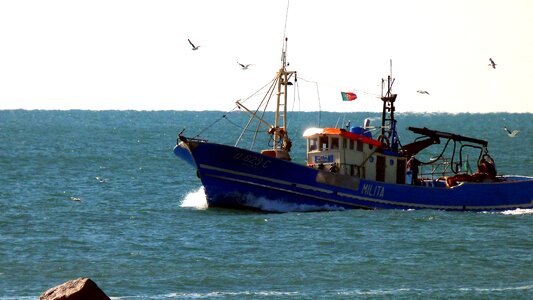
[489,58,497,69]
[504,127,519,137]
[417,90,430,95]
[95,176,108,183]
[238,62,252,70]
[188,39,200,50]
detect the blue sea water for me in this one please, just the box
[0,110,532,299]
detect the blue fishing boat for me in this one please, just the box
[174,39,533,212]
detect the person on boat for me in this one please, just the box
[446,155,498,187]
[282,136,292,152]
[471,155,497,182]
[268,126,292,152]
[407,155,420,185]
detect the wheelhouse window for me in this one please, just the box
[357,141,363,152]
[309,138,318,151]
[319,136,329,150]
[331,137,339,149]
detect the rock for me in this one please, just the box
[39,277,110,300]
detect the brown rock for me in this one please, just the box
[39,277,110,300]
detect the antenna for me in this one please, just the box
[281,0,290,67]
[282,0,290,42]
[390,59,392,80]
[380,59,398,151]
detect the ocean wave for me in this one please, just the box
[104,284,533,299]
[109,291,300,299]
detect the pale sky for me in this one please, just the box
[1,0,532,113]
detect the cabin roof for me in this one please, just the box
[303,127,382,147]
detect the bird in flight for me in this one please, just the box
[417,90,430,95]
[238,62,252,70]
[188,39,200,50]
[488,58,497,69]
[504,127,519,137]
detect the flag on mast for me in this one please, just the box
[341,92,357,101]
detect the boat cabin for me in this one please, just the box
[303,125,408,184]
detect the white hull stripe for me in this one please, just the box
[199,164,332,194]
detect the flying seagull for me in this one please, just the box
[489,58,497,69]
[238,62,252,70]
[504,127,519,137]
[188,39,200,50]
[95,176,108,183]
[417,90,430,95]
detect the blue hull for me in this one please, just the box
[174,141,533,212]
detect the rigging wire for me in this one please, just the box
[290,78,299,114]
[222,115,247,131]
[238,75,278,106]
[352,89,381,98]
[191,107,238,139]
[298,77,322,127]
[250,93,272,150]
[190,76,275,140]
[287,76,300,130]
[235,77,278,148]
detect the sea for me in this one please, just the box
[1,110,532,299]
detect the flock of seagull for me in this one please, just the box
[188,37,498,78]
[188,38,253,70]
[188,39,518,137]
[416,58,498,96]
[414,58,518,137]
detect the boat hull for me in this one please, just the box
[174,141,533,212]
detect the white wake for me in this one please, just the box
[180,187,208,210]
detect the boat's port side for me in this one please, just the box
[197,163,373,211]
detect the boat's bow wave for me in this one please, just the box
[180,187,208,210]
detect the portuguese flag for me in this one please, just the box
[341,92,357,101]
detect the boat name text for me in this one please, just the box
[233,152,272,169]
[361,183,385,198]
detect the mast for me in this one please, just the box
[380,59,399,152]
[272,37,296,153]
[233,2,295,160]
[234,37,296,160]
